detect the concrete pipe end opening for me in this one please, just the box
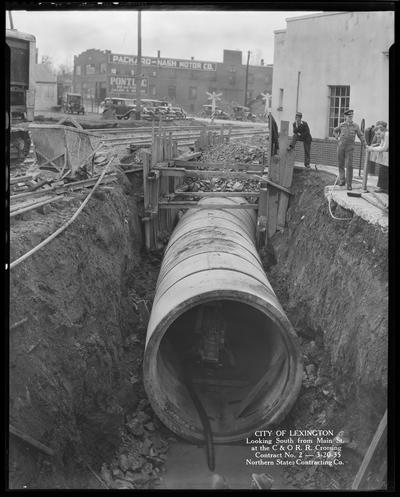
[143,291,303,444]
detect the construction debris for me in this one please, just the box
[100,401,170,490]
[200,141,267,165]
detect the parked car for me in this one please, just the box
[99,97,136,119]
[232,105,256,122]
[200,105,229,120]
[63,93,85,115]
[169,107,187,119]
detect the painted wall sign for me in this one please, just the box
[111,54,217,71]
[109,76,148,92]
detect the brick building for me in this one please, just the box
[73,49,272,114]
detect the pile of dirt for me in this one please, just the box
[9,172,165,489]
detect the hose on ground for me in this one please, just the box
[326,175,353,221]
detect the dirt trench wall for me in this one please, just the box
[9,173,158,488]
[262,170,388,421]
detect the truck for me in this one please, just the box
[6,27,36,162]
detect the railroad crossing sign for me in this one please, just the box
[206,91,222,123]
[261,92,272,115]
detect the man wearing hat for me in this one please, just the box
[287,112,312,168]
[333,110,366,190]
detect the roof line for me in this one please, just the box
[286,12,347,22]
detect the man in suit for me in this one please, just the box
[287,112,312,168]
[333,109,366,190]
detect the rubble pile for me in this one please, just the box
[176,176,261,194]
[100,399,171,490]
[200,140,267,164]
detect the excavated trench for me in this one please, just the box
[8,166,388,490]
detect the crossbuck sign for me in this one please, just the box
[206,91,222,123]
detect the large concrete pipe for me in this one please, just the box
[144,197,303,443]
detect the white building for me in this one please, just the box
[34,63,57,111]
[272,11,394,140]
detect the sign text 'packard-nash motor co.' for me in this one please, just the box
[111,54,217,71]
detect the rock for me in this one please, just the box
[140,437,152,455]
[305,364,316,378]
[127,454,144,471]
[113,478,135,489]
[127,418,144,436]
[100,464,113,486]
[112,467,124,478]
[118,454,130,472]
[144,422,155,431]
[211,474,230,489]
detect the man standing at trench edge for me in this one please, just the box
[287,112,312,168]
[333,109,366,190]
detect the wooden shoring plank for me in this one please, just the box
[142,150,151,210]
[276,120,295,230]
[227,125,232,143]
[168,131,173,160]
[159,202,258,210]
[207,131,212,147]
[172,139,178,158]
[264,179,293,196]
[9,424,55,457]
[171,191,260,198]
[220,124,224,145]
[10,175,35,185]
[256,187,268,248]
[266,154,280,238]
[351,410,387,490]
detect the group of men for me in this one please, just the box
[286,109,377,192]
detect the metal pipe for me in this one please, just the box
[143,197,303,443]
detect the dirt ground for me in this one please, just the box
[8,140,388,489]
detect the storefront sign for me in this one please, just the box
[109,76,148,93]
[111,53,217,71]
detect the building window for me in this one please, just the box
[328,86,350,137]
[228,74,236,85]
[190,103,195,112]
[100,63,107,74]
[86,64,96,75]
[228,65,236,73]
[75,65,81,76]
[149,85,157,96]
[168,86,176,99]
[189,87,197,99]
[278,88,284,110]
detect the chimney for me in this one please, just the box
[157,50,161,58]
[261,59,264,66]
[191,56,194,60]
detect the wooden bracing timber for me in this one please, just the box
[142,121,294,251]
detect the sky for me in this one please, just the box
[6,9,321,69]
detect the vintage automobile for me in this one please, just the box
[63,93,85,115]
[201,105,230,120]
[169,106,187,119]
[232,105,256,122]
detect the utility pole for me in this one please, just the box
[135,10,142,120]
[8,11,14,29]
[244,50,251,107]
